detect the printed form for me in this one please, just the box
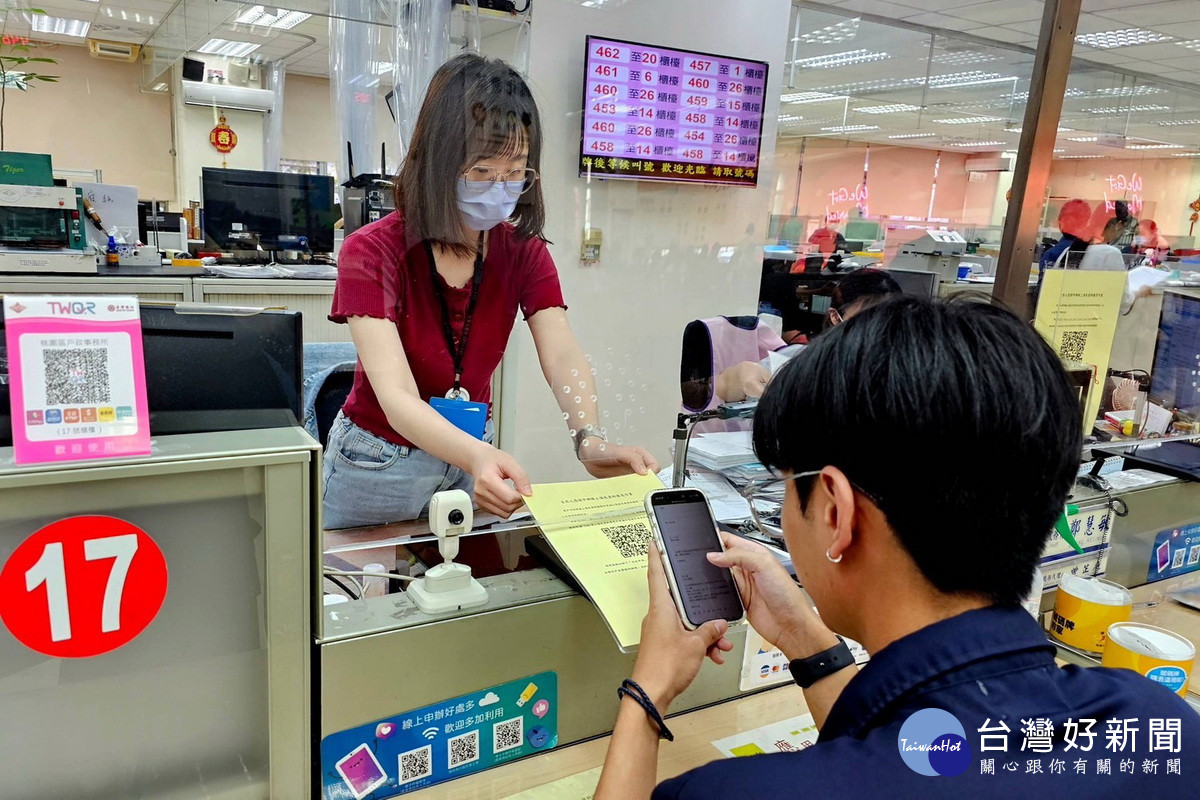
[524,472,664,652]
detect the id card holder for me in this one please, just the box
[430,397,488,440]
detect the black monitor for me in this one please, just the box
[1150,291,1200,417]
[0,304,302,446]
[201,167,335,253]
[887,268,940,299]
[182,56,205,82]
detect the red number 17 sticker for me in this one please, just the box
[0,516,168,658]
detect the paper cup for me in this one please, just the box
[1102,622,1195,697]
[1049,575,1132,654]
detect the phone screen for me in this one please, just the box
[650,490,743,626]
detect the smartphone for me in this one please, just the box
[645,488,745,630]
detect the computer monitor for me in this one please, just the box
[201,167,336,253]
[845,219,881,242]
[886,268,939,299]
[0,304,302,446]
[1150,291,1200,417]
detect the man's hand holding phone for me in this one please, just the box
[630,547,735,709]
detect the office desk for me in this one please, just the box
[409,684,809,799]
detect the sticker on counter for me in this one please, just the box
[320,671,558,799]
[3,295,150,464]
[1146,522,1200,583]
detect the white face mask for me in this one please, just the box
[456,179,522,231]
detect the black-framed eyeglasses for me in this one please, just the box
[461,165,539,197]
[739,469,881,533]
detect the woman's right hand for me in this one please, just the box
[469,446,533,518]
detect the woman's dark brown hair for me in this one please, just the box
[395,53,546,253]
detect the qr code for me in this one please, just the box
[44,348,110,406]
[398,744,432,785]
[448,729,480,769]
[1059,330,1088,362]
[493,716,524,754]
[601,522,652,559]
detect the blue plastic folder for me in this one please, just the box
[429,397,488,440]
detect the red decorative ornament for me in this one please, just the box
[210,114,238,155]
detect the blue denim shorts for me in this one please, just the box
[321,411,492,530]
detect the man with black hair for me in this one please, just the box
[595,296,1200,799]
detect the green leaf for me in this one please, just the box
[34,76,57,82]
[15,83,26,91]
[26,57,56,63]
[29,8,47,13]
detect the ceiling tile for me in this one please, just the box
[1091,1,1200,27]
[966,26,1037,46]
[949,0,1044,26]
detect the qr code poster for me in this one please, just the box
[319,671,558,799]
[4,296,150,464]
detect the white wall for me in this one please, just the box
[500,0,792,481]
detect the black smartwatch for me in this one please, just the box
[788,635,854,688]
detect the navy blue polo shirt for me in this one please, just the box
[654,607,1200,798]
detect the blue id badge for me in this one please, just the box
[430,397,488,440]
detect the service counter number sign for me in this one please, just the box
[3,295,150,464]
[321,671,559,798]
[0,516,168,658]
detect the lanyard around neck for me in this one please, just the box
[424,232,485,395]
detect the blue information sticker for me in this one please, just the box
[1147,522,1200,583]
[321,671,558,799]
[1147,666,1189,694]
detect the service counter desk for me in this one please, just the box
[0,270,349,343]
[0,427,319,800]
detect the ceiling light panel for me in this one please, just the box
[794,49,890,69]
[1081,105,1170,114]
[30,15,90,37]
[950,140,1007,147]
[928,71,1016,89]
[198,39,261,58]
[781,91,848,104]
[1092,85,1165,97]
[1060,154,1108,159]
[855,103,921,115]
[793,17,860,45]
[931,50,999,66]
[1157,119,1200,126]
[236,6,312,30]
[821,125,880,133]
[1126,143,1183,149]
[1181,40,1200,51]
[1068,136,1099,142]
[935,116,1001,125]
[1172,152,1200,157]
[1076,28,1174,49]
[888,133,939,139]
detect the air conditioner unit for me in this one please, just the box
[964,155,1014,173]
[181,81,274,113]
[88,39,141,62]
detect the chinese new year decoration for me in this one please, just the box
[1189,195,1200,236]
[209,114,238,159]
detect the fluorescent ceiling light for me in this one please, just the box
[1068,136,1099,142]
[1158,119,1200,126]
[236,6,312,30]
[1092,85,1164,97]
[1054,149,1066,153]
[30,15,90,37]
[1082,104,1169,114]
[856,103,920,115]
[949,140,1006,148]
[778,115,803,123]
[198,39,261,58]
[1181,40,1200,51]
[781,91,848,104]
[931,51,998,66]
[1126,143,1183,150]
[793,17,860,45]
[1009,125,1073,133]
[820,124,880,133]
[1076,28,1173,49]
[935,116,1001,125]
[888,133,938,139]
[928,71,1016,89]
[1059,154,1107,159]
[794,49,890,69]
[1171,152,1200,157]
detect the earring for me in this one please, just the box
[826,549,843,564]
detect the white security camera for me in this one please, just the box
[428,489,472,562]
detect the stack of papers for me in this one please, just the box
[687,430,758,471]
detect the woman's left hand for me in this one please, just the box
[631,546,734,708]
[579,442,659,478]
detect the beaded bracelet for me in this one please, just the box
[617,678,674,741]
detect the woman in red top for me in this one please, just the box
[325,54,657,530]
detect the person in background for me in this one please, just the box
[595,296,1200,799]
[325,54,656,536]
[1039,199,1092,275]
[1104,200,1139,252]
[1136,219,1170,264]
[713,268,901,403]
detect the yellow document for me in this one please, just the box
[523,472,664,652]
[1034,270,1126,433]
